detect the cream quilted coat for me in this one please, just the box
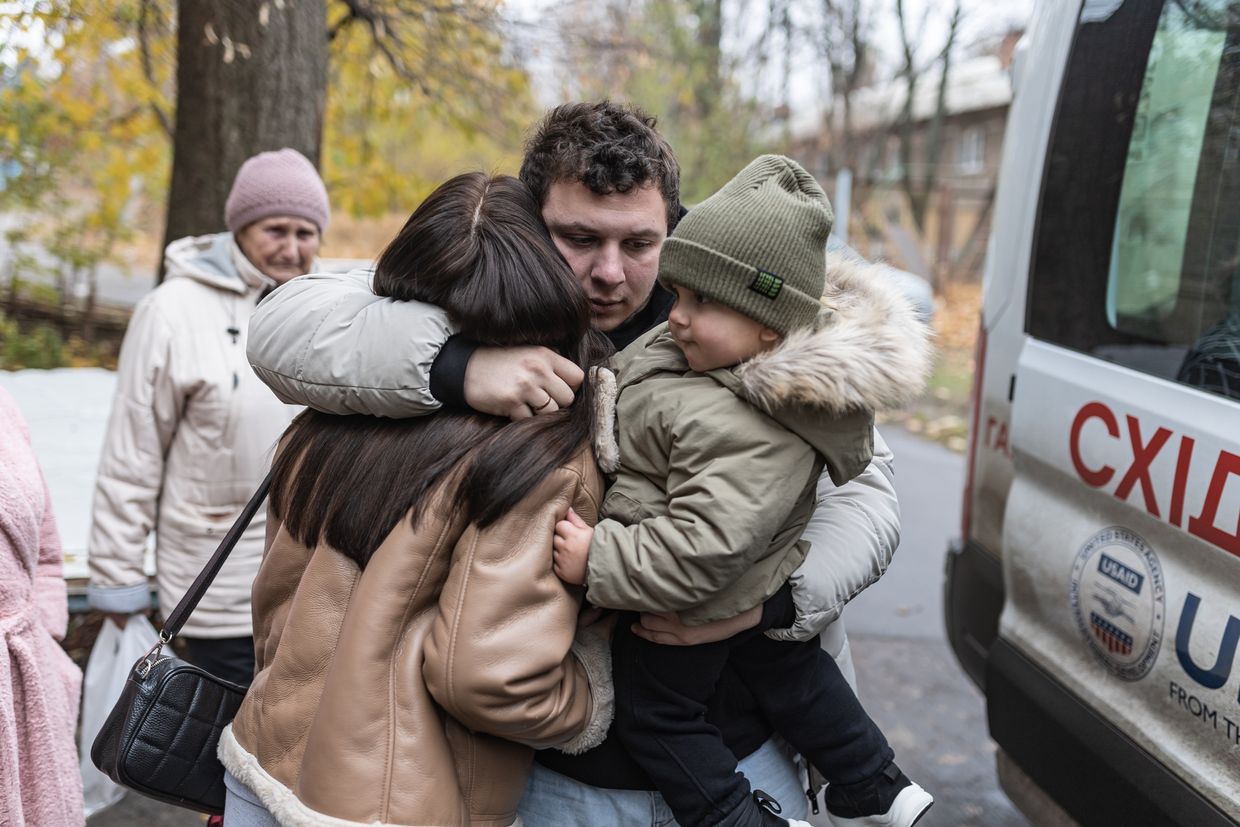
[87,233,301,637]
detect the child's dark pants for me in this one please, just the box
[612,596,894,827]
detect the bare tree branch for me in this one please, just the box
[895,0,917,213]
[327,0,524,142]
[894,0,963,235]
[923,0,963,192]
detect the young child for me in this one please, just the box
[552,155,933,827]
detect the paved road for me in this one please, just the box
[0,370,1026,825]
[847,428,963,641]
[823,428,1027,827]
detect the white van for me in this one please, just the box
[945,1,1240,825]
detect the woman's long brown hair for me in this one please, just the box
[269,173,610,569]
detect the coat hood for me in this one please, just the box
[592,251,933,472]
[734,250,934,417]
[163,232,273,294]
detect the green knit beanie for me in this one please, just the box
[659,155,832,335]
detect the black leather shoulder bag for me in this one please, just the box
[91,472,271,815]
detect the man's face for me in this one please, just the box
[540,181,668,332]
[235,215,322,285]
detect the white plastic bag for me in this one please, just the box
[78,615,159,817]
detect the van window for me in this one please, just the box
[1027,0,1240,402]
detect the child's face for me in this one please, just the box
[667,285,781,372]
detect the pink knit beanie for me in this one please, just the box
[225,148,330,233]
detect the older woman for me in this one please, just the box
[86,148,329,687]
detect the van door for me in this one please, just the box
[992,2,1240,825]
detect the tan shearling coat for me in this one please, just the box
[219,447,613,827]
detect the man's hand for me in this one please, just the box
[632,605,763,646]
[552,508,592,585]
[464,346,584,419]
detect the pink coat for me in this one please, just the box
[0,386,85,826]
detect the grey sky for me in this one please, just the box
[503,0,1036,109]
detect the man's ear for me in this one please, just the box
[759,327,782,344]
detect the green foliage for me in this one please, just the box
[324,3,537,216]
[0,0,536,272]
[1,1,171,303]
[0,313,66,370]
[19,281,62,306]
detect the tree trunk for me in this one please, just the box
[914,0,961,233]
[81,262,98,341]
[694,0,722,119]
[160,0,327,282]
[894,0,961,237]
[688,0,724,182]
[837,0,867,174]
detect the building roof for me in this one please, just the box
[796,53,1013,139]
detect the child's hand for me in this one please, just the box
[553,507,592,585]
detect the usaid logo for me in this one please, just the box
[1099,553,1144,594]
[1069,527,1165,681]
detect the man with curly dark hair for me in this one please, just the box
[246,100,904,826]
[517,100,682,345]
[520,101,682,233]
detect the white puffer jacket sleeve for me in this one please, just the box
[87,296,182,614]
[767,426,900,643]
[246,269,458,418]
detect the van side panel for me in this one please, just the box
[989,638,1235,827]
[1001,343,1240,821]
[961,0,1080,556]
[954,0,1240,823]
[946,0,1081,688]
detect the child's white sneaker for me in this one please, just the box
[824,763,933,827]
[828,779,933,827]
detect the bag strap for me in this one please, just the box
[160,471,273,641]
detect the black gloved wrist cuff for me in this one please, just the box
[759,582,797,633]
[429,334,480,409]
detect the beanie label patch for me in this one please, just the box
[749,269,783,300]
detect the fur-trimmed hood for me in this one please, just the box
[735,250,934,417]
[593,251,933,472]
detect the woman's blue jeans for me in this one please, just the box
[516,736,809,827]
